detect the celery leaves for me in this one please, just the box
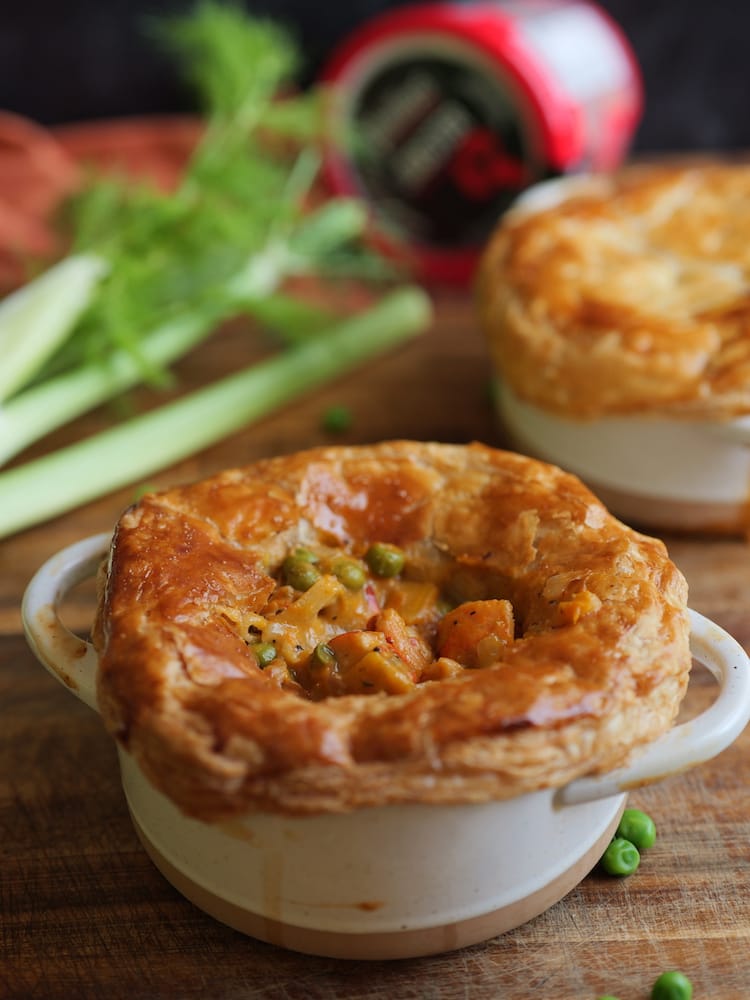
[0,2,430,536]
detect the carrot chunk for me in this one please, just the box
[436,599,514,668]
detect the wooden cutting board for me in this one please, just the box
[1,119,749,999]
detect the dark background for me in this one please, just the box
[1,1,748,153]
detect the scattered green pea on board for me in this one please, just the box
[321,403,353,433]
[599,807,657,877]
[617,807,657,850]
[651,970,693,1000]
[595,969,693,1000]
[595,809,692,1000]
[599,836,640,876]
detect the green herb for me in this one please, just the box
[311,643,336,670]
[0,288,430,538]
[0,2,428,535]
[30,5,342,386]
[250,642,278,668]
[151,4,302,126]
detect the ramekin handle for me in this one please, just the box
[557,608,750,806]
[23,546,750,802]
[22,532,111,712]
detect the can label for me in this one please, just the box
[351,45,552,249]
[322,1,642,281]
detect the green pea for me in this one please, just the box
[251,642,277,668]
[310,643,336,670]
[332,557,366,590]
[651,971,693,1000]
[291,547,319,563]
[321,404,352,434]
[600,837,640,876]
[617,807,657,850]
[365,542,405,578]
[283,554,321,591]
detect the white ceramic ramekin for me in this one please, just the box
[22,533,750,960]
[496,379,750,534]
[491,175,750,535]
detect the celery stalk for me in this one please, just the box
[0,287,431,539]
[0,203,377,467]
[0,254,108,402]
[0,311,221,465]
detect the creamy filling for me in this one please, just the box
[239,542,516,699]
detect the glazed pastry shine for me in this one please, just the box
[92,441,691,819]
[477,164,750,419]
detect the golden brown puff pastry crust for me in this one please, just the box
[92,441,691,819]
[477,163,750,420]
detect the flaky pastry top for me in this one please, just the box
[477,163,750,419]
[93,441,691,819]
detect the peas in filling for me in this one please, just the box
[283,551,321,591]
[365,542,405,578]
[256,540,525,699]
[331,557,367,590]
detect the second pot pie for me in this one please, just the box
[477,162,750,421]
[92,441,691,820]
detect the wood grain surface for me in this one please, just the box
[2,291,749,1000]
[1,123,750,1000]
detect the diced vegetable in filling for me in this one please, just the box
[236,540,527,699]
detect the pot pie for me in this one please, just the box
[477,162,750,421]
[92,441,691,820]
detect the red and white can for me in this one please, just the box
[321,1,643,283]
